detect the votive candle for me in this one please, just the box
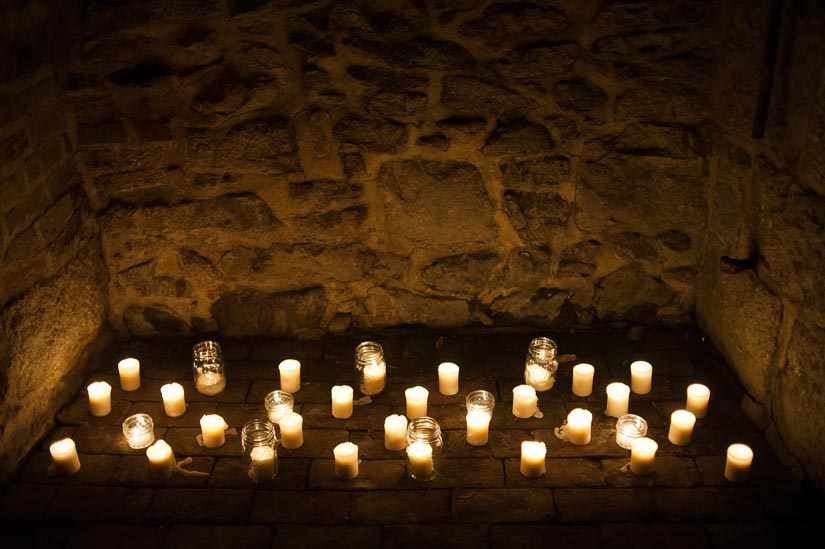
[49,438,81,476]
[572,363,595,397]
[87,381,112,417]
[519,441,546,477]
[512,385,538,418]
[466,410,492,446]
[333,442,359,479]
[160,382,186,417]
[384,414,408,451]
[118,358,141,391]
[686,383,710,418]
[630,437,658,476]
[630,361,653,395]
[668,410,696,446]
[331,385,354,419]
[567,408,592,445]
[437,362,460,396]
[200,414,226,448]
[605,382,630,417]
[146,440,175,478]
[405,386,429,419]
[406,441,434,478]
[279,359,301,393]
[725,443,753,482]
[249,445,277,482]
[279,412,304,449]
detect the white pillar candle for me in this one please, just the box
[331,385,354,419]
[406,441,434,478]
[118,358,141,391]
[333,442,359,479]
[605,382,630,417]
[668,409,696,446]
[630,437,658,476]
[249,445,277,482]
[725,443,754,482]
[384,414,408,451]
[87,381,112,417]
[512,384,538,418]
[160,382,186,417]
[437,362,460,396]
[146,440,176,478]
[200,414,226,448]
[630,361,653,395]
[686,383,710,418]
[566,408,592,445]
[466,410,491,446]
[362,362,386,394]
[405,386,429,419]
[279,412,304,449]
[519,441,546,478]
[572,363,595,397]
[278,359,301,393]
[49,438,81,476]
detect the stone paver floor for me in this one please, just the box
[1,328,822,548]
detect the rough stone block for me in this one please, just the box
[361,287,474,329]
[274,525,381,549]
[654,487,766,521]
[441,75,535,115]
[452,488,554,522]
[110,456,213,487]
[600,523,710,549]
[426,458,505,489]
[69,524,166,549]
[554,488,656,522]
[309,458,406,490]
[209,456,309,489]
[148,487,253,523]
[250,491,350,523]
[187,119,300,174]
[333,116,407,153]
[491,525,599,549]
[385,524,490,549]
[350,490,450,523]
[0,482,58,522]
[48,485,153,523]
[601,457,702,488]
[18,452,119,486]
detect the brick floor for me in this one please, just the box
[1,329,822,547]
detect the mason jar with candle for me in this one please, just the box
[264,390,294,424]
[524,337,558,391]
[192,340,226,396]
[122,413,155,449]
[355,341,386,395]
[241,419,278,483]
[465,390,496,447]
[406,417,443,481]
[615,414,648,449]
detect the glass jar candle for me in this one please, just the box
[122,413,155,449]
[524,337,558,391]
[264,390,294,424]
[616,414,648,449]
[192,340,226,396]
[355,341,386,395]
[241,419,278,483]
[406,417,443,481]
[465,390,495,447]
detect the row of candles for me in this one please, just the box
[48,340,755,484]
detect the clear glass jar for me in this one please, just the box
[193,340,226,396]
[616,414,648,449]
[122,413,155,449]
[406,417,443,481]
[241,419,278,483]
[524,337,558,391]
[465,390,496,415]
[355,341,386,395]
[264,390,294,424]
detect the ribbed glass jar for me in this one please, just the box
[405,417,443,481]
[616,414,648,449]
[355,341,386,395]
[192,340,226,396]
[241,419,278,483]
[122,413,155,449]
[264,390,294,424]
[524,337,558,391]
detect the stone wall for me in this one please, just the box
[697,0,825,489]
[61,0,716,338]
[0,2,111,484]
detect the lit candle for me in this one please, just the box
[466,410,491,446]
[200,414,226,448]
[725,443,753,482]
[249,445,277,482]
[406,441,434,478]
[362,361,386,394]
[195,371,226,396]
[331,385,354,419]
[405,386,429,419]
[278,359,301,393]
[384,414,408,451]
[630,361,653,395]
[668,410,696,446]
[519,441,546,477]
[146,440,175,478]
[264,390,294,424]
[49,438,80,476]
[630,437,658,476]
[686,383,710,418]
[525,364,554,391]
[279,412,304,449]
[572,363,595,397]
[118,358,141,391]
[160,382,186,417]
[512,385,538,418]
[566,408,592,445]
[437,362,460,396]
[605,382,630,417]
[122,413,155,449]
[333,442,359,479]
[87,381,112,417]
